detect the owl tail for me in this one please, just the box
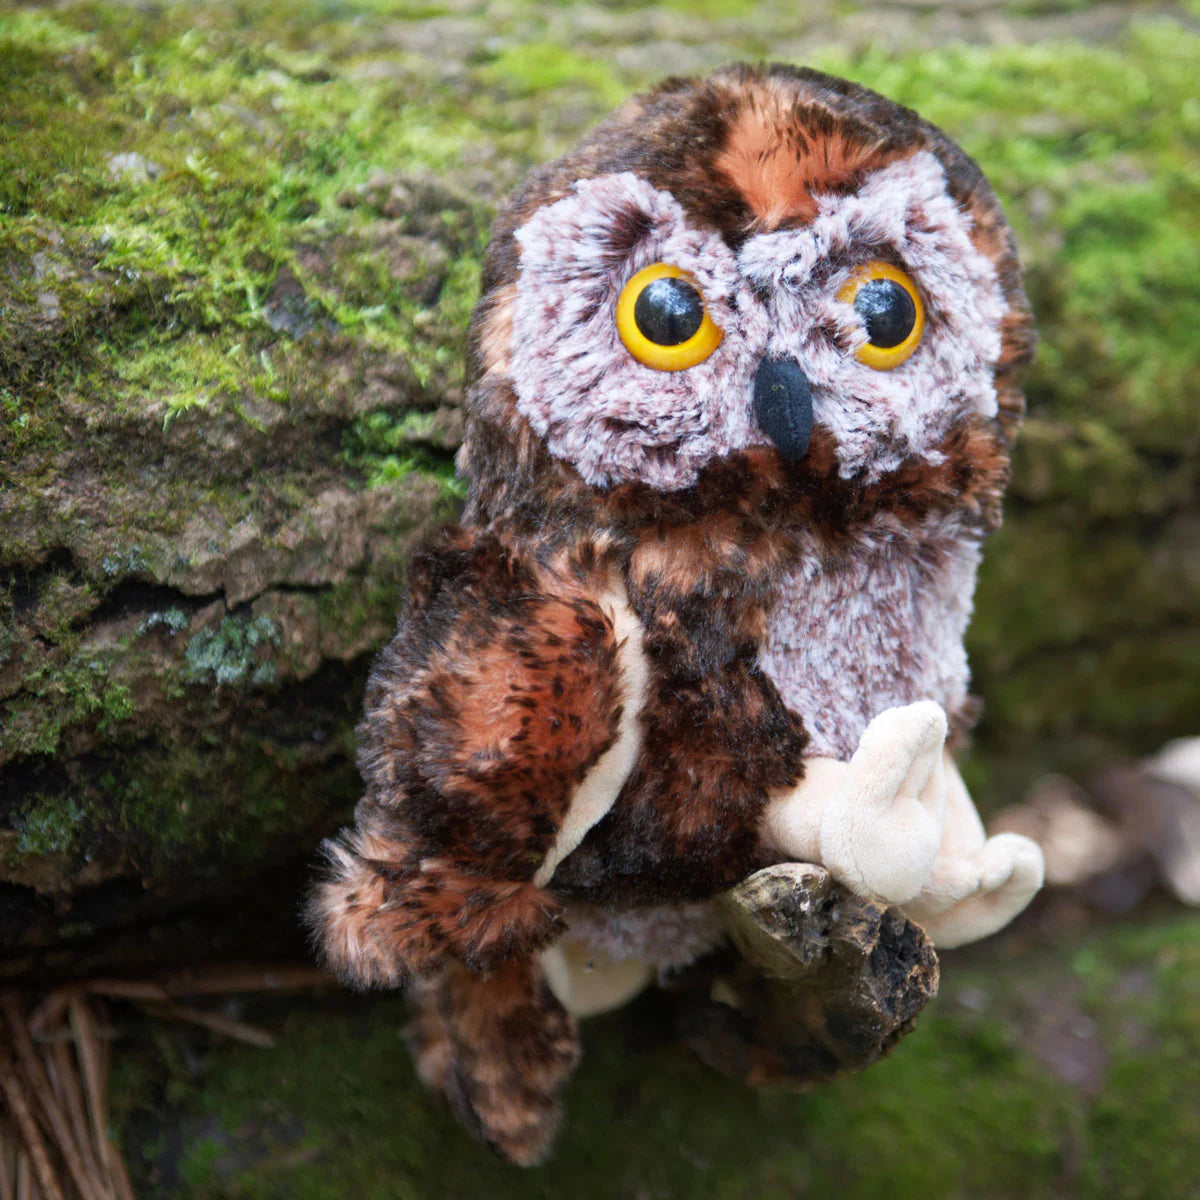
[406,957,581,1166]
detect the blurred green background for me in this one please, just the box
[1,0,1198,1196]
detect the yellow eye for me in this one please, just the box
[837,261,925,370]
[615,263,723,371]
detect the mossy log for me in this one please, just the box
[2,1,1198,976]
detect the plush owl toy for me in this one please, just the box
[313,63,1045,1164]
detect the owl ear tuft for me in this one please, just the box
[514,173,680,283]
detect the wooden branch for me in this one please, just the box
[667,863,939,1088]
[0,1040,62,1200]
[45,1046,105,1200]
[142,1004,276,1048]
[0,996,102,1200]
[155,965,331,996]
[65,999,108,1184]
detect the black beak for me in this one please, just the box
[753,358,812,462]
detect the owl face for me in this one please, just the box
[509,172,762,491]
[509,152,1006,491]
[464,65,1032,520]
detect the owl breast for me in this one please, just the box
[759,516,982,761]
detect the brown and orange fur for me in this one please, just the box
[312,62,1034,1164]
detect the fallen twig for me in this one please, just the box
[0,996,101,1200]
[0,1035,63,1200]
[140,1004,276,1049]
[1,961,341,1199]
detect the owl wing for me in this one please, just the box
[312,528,626,986]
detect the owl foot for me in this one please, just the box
[903,832,1044,949]
[818,701,949,905]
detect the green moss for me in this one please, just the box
[477,42,628,107]
[4,701,360,887]
[98,680,135,729]
[0,614,15,667]
[400,251,483,390]
[0,9,95,54]
[12,793,84,857]
[1,385,34,454]
[342,410,465,497]
[1,0,514,444]
[109,912,1200,1199]
[1064,923,1200,1196]
[3,649,129,757]
[180,1140,228,1192]
[308,569,406,659]
[112,722,359,877]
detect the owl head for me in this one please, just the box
[459,64,1033,540]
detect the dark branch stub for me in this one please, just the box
[666,863,939,1087]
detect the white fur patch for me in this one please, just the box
[760,755,844,863]
[760,511,981,759]
[558,899,726,970]
[533,576,649,888]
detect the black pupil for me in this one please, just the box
[853,278,916,349]
[633,277,704,346]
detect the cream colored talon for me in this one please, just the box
[906,832,1045,949]
[818,701,949,905]
[760,701,1043,947]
